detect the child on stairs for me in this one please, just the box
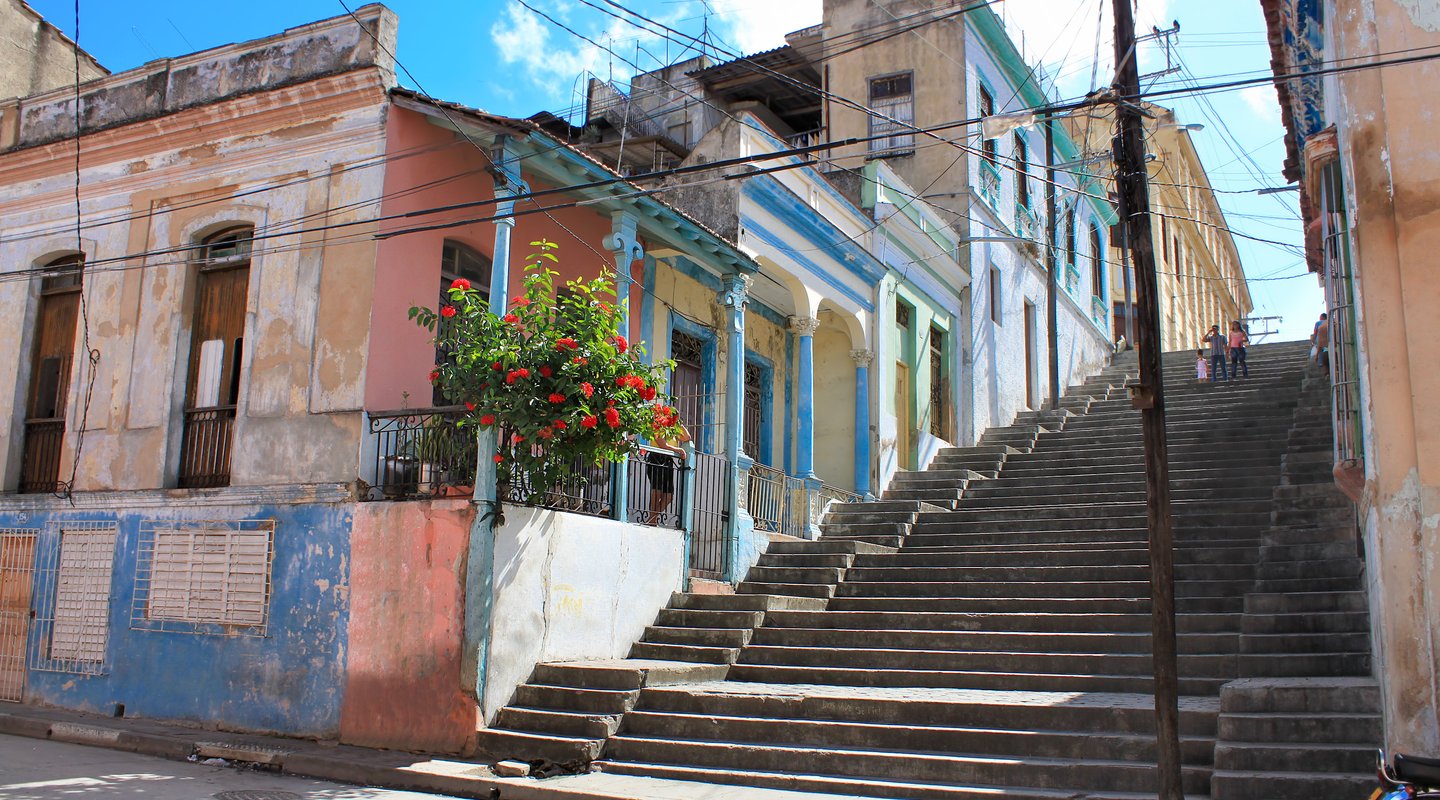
[1196,349,1210,383]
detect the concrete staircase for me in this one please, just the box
[479,341,1375,799]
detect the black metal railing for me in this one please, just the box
[747,464,815,539]
[178,407,236,488]
[626,446,686,529]
[688,451,729,580]
[366,407,476,500]
[19,419,65,494]
[502,454,612,518]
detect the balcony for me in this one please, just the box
[19,419,64,494]
[978,161,1003,209]
[177,407,236,488]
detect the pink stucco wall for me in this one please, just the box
[340,498,477,754]
[367,106,644,412]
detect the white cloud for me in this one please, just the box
[709,0,822,53]
[997,0,1175,100]
[1242,84,1281,123]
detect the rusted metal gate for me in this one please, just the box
[0,530,37,702]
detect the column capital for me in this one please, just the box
[850,349,875,368]
[788,316,820,336]
[602,211,645,271]
[721,272,753,310]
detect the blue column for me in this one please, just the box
[851,349,874,498]
[790,316,819,479]
[463,137,527,708]
[603,212,644,524]
[721,272,753,581]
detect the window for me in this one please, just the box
[1090,225,1106,298]
[1064,206,1077,265]
[178,227,252,488]
[30,522,116,674]
[742,360,766,464]
[1161,218,1170,263]
[989,266,1003,324]
[928,326,948,439]
[895,298,912,330]
[132,520,275,635]
[436,240,491,405]
[1014,132,1031,209]
[20,255,83,494]
[669,329,710,453]
[978,84,998,166]
[868,73,914,156]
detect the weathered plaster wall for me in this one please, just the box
[0,69,389,492]
[342,498,476,754]
[1330,0,1440,756]
[6,501,351,737]
[0,0,106,102]
[813,318,859,491]
[482,505,685,722]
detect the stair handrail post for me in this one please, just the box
[1112,1,1183,797]
[679,440,697,591]
[850,349,875,499]
[721,272,756,583]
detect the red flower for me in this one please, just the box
[539,366,553,378]
[428,370,440,383]
[516,368,530,378]
[493,454,504,464]
[556,338,578,350]
[506,372,519,385]
[552,419,567,430]
[581,415,598,429]
[641,386,657,401]
[503,313,519,324]
[450,278,471,291]
[548,393,566,404]
[480,414,496,426]
[573,356,588,365]
[604,407,621,428]
[493,361,503,371]
[512,433,525,444]
[513,297,530,306]
[464,401,476,411]
[580,382,594,398]
[536,428,553,440]
[615,335,628,353]
[440,305,457,318]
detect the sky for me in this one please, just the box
[28,0,1321,341]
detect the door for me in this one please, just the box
[895,362,912,470]
[20,261,81,494]
[179,229,251,488]
[0,531,36,702]
[1023,302,1037,410]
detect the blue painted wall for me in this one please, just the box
[7,503,351,738]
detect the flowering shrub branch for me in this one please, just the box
[410,240,682,504]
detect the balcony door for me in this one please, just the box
[20,256,82,494]
[178,228,251,488]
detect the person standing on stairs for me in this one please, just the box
[1196,349,1210,383]
[1204,324,1230,382]
[1228,321,1250,378]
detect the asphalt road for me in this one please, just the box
[0,734,471,800]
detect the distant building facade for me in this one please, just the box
[0,0,106,100]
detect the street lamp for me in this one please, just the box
[1256,185,1300,195]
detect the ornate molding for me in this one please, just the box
[850,349,875,368]
[721,272,753,310]
[788,316,820,336]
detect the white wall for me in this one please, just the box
[482,505,686,721]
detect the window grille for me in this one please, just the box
[929,327,948,439]
[742,362,764,463]
[1090,226,1106,298]
[978,85,998,166]
[867,73,914,156]
[131,520,275,636]
[30,521,116,674]
[1318,162,1363,464]
[0,529,38,701]
[1014,133,1031,209]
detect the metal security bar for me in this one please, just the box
[503,456,614,520]
[748,464,786,534]
[131,520,275,636]
[30,521,116,675]
[19,420,64,495]
[689,451,729,580]
[1318,162,1364,464]
[366,407,477,500]
[0,529,37,702]
[178,407,236,488]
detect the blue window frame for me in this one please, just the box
[667,313,718,454]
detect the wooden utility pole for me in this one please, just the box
[1045,120,1060,410]
[1111,1,1182,797]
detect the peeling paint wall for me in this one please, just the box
[0,0,107,102]
[482,505,685,722]
[4,501,351,737]
[342,499,476,754]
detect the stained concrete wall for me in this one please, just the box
[482,505,685,722]
[0,0,106,102]
[342,499,476,754]
[1322,0,1440,756]
[3,499,351,737]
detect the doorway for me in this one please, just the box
[1023,301,1037,410]
[0,530,36,702]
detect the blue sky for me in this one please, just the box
[30,0,1319,341]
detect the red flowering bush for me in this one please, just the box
[410,240,681,502]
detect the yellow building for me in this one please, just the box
[1069,104,1253,351]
